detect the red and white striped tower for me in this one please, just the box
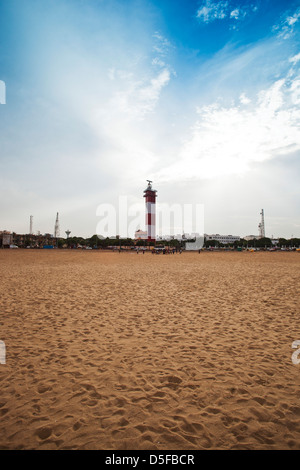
[143,180,157,243]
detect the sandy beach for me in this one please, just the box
[0,249,299,450]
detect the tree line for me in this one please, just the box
[57,235,189,249]
[56,235,300,249]
[204,237,300,248]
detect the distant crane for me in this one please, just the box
[258,209,265,238]
[54,212,60,238]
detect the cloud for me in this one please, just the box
[196,1,258,24]
[289,52,300,65]
[287,11,300,26]
[134,68,171,116]
[273,7,300,40]
[289,78,300,105]
[239,92,251,104]
[230,8,246,20]
[196,0,229,23]
[151,31,175,76]
[104,67,171,122]
[153,31,172,56]
[156,69,300,183]
[101,32,175,122]
[0,1,177,235]
[152,57,166,68]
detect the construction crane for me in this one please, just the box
[54,212,60,238]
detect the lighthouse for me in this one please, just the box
[143,180,157,243]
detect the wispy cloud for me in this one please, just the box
[156,62,300,183]
[196,0,258,24]
[273,7,300,40]
[104,33,174,122]
[108,68,171,119]
[153,31,172,56]
[196,0,229,23]
[289,52,300,65]
[230,9,242,20]
[151,31,176,75]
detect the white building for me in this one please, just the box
[205,234,240,244]
[244,235,257,241]
[135,229,148,240]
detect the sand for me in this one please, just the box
[0,249,299,450]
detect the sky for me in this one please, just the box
[0,0,299,239]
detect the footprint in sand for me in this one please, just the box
[38,385,52,394]
[73,421,82,431]
[35,426,52,441]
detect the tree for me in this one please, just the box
[290,238,300,248]
[136,239,146,246]
[255,237,272,248]
[120,238,134,247]
[278,238,288,247]
[57,238,65,248]
[234,238,247,248]
[204,239,220,248]
[169,239,180,247]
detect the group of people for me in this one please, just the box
[152,247,182,255]
[135,247,183,254]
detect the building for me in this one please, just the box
[155,233,199,242]
[2,232,55,248]
[134,230,148,240]
[244,235,257,241]
[0,231,13,247]
[205,234,240,244]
